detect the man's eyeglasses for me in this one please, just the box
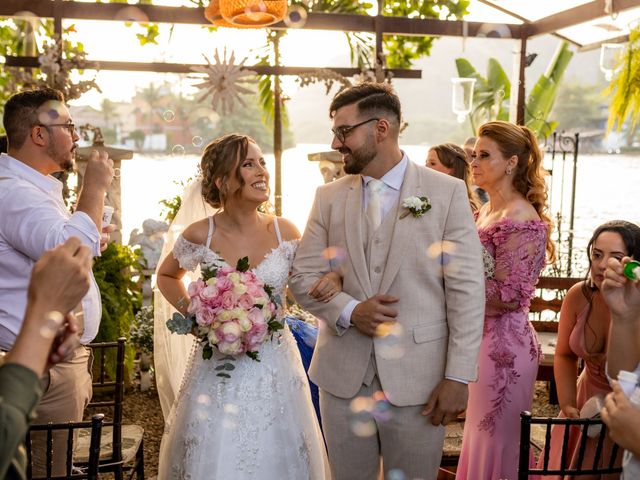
[331,118,379,144]
[37,123,77,135]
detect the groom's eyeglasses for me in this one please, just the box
[331,118,380,144]
[37,123,77,136]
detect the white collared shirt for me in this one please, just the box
[0,153,102,348]
[361,153,407,218]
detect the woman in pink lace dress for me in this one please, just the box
[537,221,640,478]
[456,121,555,480]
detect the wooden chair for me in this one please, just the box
[26,413,104,480]
[518,411,623,479]
[76,337,144,479]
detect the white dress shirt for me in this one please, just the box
[0,153,102,349]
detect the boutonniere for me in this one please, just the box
[400,196,431,219]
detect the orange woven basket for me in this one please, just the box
[219,0,287,27]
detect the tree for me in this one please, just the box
[100,98,118,130]
[456,41,574,139]
[551,83,607,132]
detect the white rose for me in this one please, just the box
[233,283,247,295]
[218,339,242,356]
[221,321,242,340]
[238,317,252,332]
[207,330,219,345]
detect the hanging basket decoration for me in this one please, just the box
[191,48,258,114]
[204,0,243,28]
[219,0,287,28]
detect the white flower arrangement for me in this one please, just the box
[400,196,431,219]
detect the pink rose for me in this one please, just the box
[188,296,202,315]
[187,278,205,297]
[219,266,235,276]
[247,307,266,326]
[221,290,238,310]
[216,276,233,293]
[196,308,216,326]
[200,285,219,302]
[246,322,268,346]
[238,293,255,310]
[246,282,265,298]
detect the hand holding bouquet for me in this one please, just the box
[167,256,282,366]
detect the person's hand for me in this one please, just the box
[602,256,640,323]
[100,223,116,252]
[83,149,114,192]
[47,313,81,366]
[27,237,92,316]
[601,381,640,457]
[422,379,469,426]
[350,295,399,336]
[308,271,342,303]
[561,405,580,419]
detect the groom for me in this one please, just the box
[289,82,485,480]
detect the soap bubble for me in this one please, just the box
[284,5,308,28]
[171,145,186,157]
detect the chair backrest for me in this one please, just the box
[86,337,126,465]
[26,413,104,480]
[518,411,623,479]
[529,276,582,332]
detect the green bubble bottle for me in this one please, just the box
[624,260,640,281]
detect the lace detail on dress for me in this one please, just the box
[482,246,495,279]
[477,218,547,436]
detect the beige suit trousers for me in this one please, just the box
[30,345,93,476]
[320,375,444,480]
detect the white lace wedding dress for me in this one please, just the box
[157,218,329,479]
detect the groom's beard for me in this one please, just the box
[340,141,377,175]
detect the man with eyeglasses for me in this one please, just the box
[290,82,485,480]
[0,87,114,475]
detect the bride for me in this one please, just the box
[155,134,333,479]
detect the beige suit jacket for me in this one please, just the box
[289,160,485,406]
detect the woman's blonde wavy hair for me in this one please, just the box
[478,121,556,262]
[199,133,258,210]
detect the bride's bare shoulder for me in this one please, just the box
[181,218,211,245]
[273,216,301,242]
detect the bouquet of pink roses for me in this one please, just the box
[167,257,282,370]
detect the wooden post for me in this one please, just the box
[273,33,282,216]
[516,28,528,126]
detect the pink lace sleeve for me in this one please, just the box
[484,222,547,315]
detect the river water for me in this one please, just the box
[120,146,639,276]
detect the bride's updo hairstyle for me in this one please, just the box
[200,133,256,209]
[477,121,556,262]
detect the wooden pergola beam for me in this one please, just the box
[0,0,522,38]
[3,55,422,78]
[529,0,640,38]
[579,34,630,52]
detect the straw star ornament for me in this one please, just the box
[191,48,257,114]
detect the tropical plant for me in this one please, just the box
[605,26,640,135]
[456,41,574,139]
[92,242,144,377]
[131,305,154,355]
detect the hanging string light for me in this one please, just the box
[218,0,287,28]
